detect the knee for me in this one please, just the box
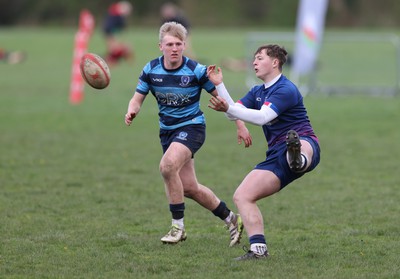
[183,181,200,199]
[233,188,255,207]
[233,190,243,207]
[159,158,177,178]
[183,188,195,199]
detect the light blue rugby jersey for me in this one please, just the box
[136,56,216,130]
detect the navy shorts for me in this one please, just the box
[254,136,320,189]
[160,124,206,157]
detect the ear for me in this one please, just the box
[272,58,279,68]
[158,42,163,52]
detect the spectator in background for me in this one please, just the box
[103,1,134,66]
[160,2,196,59]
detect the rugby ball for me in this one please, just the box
[80,53,111,89]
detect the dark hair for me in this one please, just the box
[254,44,288,70]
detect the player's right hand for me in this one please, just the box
[124,112,136,126]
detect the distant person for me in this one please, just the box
[124,22,252,246]
[160,2,190,30]
[0,48,26,64]
[207,44,321,260]
[103,1,134,66]
[160,2,196,59]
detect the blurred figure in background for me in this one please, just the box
[0,48,26,64]
[160,2,196,59]
[103,1,134,66]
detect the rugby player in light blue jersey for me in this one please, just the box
[207,44,321,260]
[124,22,252,246]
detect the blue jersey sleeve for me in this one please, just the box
[195,63,216,93]
[136,63,152,94]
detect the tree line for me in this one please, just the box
[1,0,400,28]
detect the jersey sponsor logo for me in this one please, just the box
[155,92,191,106]
[152,77,163,83]
[179,76,191,87]
[177,131,188,141]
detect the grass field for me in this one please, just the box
[1,27,400,278]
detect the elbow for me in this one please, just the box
[224,113,237,121]
[252,120,268,126]
[250,115,270,126]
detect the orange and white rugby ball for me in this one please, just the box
[80,53,111,89]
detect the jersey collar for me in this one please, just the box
[264,74,282,89]
[161,56,186,72]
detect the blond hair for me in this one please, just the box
[159,21,187,43]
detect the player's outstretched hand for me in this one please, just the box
[206,65,223,86]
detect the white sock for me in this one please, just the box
[224,211,235,225]
[172,218,184,229]
[301,154,309,170]
[250,243,268,255]
[301,154,306,168]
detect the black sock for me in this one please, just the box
[212,201,230,220]
[170,203,185,219]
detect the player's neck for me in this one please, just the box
[164,58,184,70]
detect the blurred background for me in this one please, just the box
[2,0,400,95]
[1,2,400,277]
[1,0,400,28]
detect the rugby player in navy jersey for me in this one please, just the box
[207,44,321,260]
[124,22,252,246]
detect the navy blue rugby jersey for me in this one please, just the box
[238,75,317,147]
[136,56,216,130]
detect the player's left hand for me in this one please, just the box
[235,120,252,148]
[237,125,252,148]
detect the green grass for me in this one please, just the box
[1,27,400,278]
